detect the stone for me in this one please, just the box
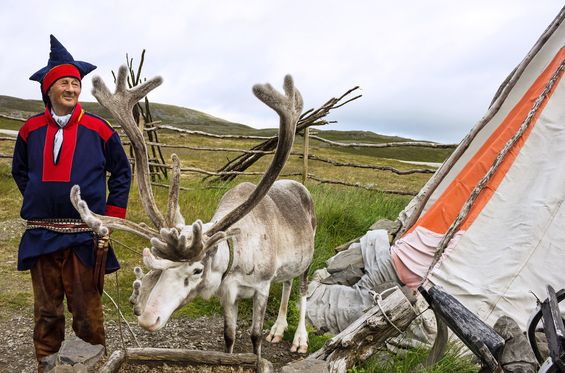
[57,336,104,369]
[281,358,329,373]
[40,353,58,373]
[369,219,401,240]
[493,315,538,373]
[50,366,73,373]
[326,244,363,274]
[72,363,87,372]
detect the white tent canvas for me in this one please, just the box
[396,6,565,329]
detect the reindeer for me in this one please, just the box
[70,66,316,364]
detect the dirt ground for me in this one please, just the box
[0,313,304,372]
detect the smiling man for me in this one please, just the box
[11,35,131,372]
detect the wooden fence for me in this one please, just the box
[0,114,457,196]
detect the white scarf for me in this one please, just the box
[51,110,72,164]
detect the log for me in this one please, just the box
[99,350,126,373]
[307,175,417,196]
[306,154,436,175]
[158,124,274,140]
[302,127,309,184]
[309,135,456,149]
[0,113,26,122]
[123,348,273,371]
[309,287,417,373]
[419,284,505,366]
[211,87,362,182]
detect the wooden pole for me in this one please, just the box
[302,127,309,185]
[308,287,417,373]
[98,350,125,373]
[98,348,274,372]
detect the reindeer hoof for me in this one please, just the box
[290,343,308,354]
[266,333,283,343]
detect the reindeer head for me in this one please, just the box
[70,66,303,331]
[128,248,207,331]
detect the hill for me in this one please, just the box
[0,95,453,162]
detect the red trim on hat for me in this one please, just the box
[42,64,81,94]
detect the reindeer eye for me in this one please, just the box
[193,268,203,275]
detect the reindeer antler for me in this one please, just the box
[206,75,302,236]
[149,75,302,262]
[92,66,166,230]
[70,185,159,240]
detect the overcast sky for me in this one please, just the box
[0,1,562,143]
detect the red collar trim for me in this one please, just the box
[45,103,84,129]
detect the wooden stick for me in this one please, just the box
[309,135,456,149]
[181,166,302,177]
[309,287,417,373]
[158,124,274,140]
[308,175,416,196]
[0,113,26,122]
[306,154,436,174]
[302,127,309,184]
[98,350,126,373]
[124,348,274,371]
[212,87,363,182]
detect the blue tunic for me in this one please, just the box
[11,103,132,272]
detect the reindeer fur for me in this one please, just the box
[136,179,316,354]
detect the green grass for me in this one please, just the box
[0,100,472,370]
[349,342,478,373]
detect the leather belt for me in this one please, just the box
[26,219,93,233]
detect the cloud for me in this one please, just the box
[0,0,562,143]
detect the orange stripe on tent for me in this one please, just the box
[405,46,565,236]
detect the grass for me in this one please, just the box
[0,106,476,371]
[349,342,478,373]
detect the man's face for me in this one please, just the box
[48,77,81,115]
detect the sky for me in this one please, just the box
[0,1,563,143]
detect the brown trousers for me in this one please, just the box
[30,248,105,364]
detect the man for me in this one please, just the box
[11,35,131,372]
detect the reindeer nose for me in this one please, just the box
[138,312,162,331]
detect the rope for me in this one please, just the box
[114,270,126,350]
[109,237,144,256]
[102,238,142,348]
[424,58,565,281]
[369,286,405,335]
[103,287,141,348]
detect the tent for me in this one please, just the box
[307,7,565,337]
[394,6,565,330]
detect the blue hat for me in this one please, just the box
[29,35,96,94]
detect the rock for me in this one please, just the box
[534,331,549,361]
[326,244,363,274]
[493,316,538,373]
[72,363,87,372]
[281,358,329,373]
[41,353,58,373]
[369,219,401,240]
[57,336,104,369]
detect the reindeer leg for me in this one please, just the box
[291,270,309,353]
[251,286,270,371]
[266,280,291,343]
[222,292,238,353]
